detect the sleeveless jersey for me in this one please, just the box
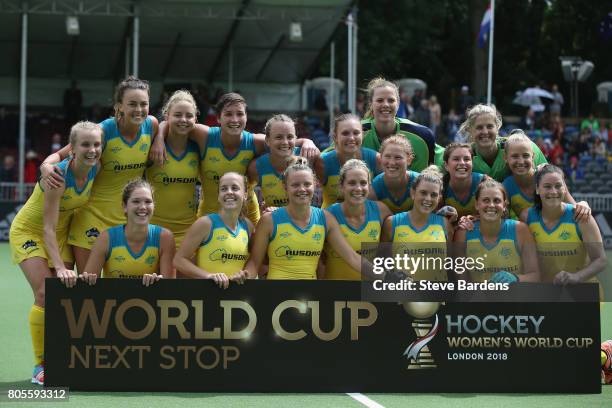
[197,127,258,222]
[68,116,153,248]
[444,172,485,217]
[371,170,419,214]
[472,138,547,182]
[391,212,447,281]
[361,117,435,172]
[503,175,534,217]
[267,207,327,280]
[9,158,97,264]
[146,140,199,246]
[255,153,289,208]
[324,201,381,280]
[465,219,522,282]
[320,147,378,208]
[103,224,161,278]
[197,214,250,277]
[527,205,589,283]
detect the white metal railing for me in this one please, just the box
[0,182,36,202]
[573,193,612,212]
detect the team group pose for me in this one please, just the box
[9,75,609,385]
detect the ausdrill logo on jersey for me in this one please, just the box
[104,161,147,172]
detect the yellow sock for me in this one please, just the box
[28,305,44,366]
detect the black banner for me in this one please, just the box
[0,202,23,242]
[45,280,601,393]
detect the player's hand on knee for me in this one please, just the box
[142,273,162,287]
[79,272,98,286]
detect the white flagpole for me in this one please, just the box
[486,0,495,105]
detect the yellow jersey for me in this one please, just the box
[196,214,250,277]
[465,219,522,282]
[371,170,419,214]
[444,172,485,217]
[267,207,327,280]
[146,140,199,246]
[503,175,534,217]
[324,200,381,280]
[102,224,161,278]
[391,212,447,281]
[68,117,153,248]
[255,153,289,208]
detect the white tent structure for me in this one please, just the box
[0,0,358,199]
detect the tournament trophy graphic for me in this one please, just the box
[402,302,441,369]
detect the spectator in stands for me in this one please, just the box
[548,139,564,164]
[356,92,366,117]
[522,108,536,131]
[549,84,564,116]
[550,113,564,142]
[444,108,460,142]
[581,113,600,138]
[89,102,104,123]
[572,130,591,159]
[535,136,550,159]
[63,80,82,126]
[314,90,328,112]
[429,95,441,136]
[397,88,414,120]
[411,88,423,112]
[0,154,16,182]
[592,137,607,159]
[413,98,431,128]
[310,119,330,150]
[458,85,474,118]
[566,156,584,183]
[50,133,62,154]
[24,150,40,183]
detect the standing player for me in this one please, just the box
[9,121,102,385]
[459,104,547,181]
[315,113,379,208]
[80,179,175,284]
[243,158,367,279]
[522,165,606,291]
[454,178,540,283]
[324,159,392,280]
[158,93,319,224]
[369,136,419,214]
[174,172,253,288]
[443,143,485,217]
[247,114,299,212]
[145,90,200,247]
[360,77,437,172]
[40,76,158,271]
[382,166,454,282]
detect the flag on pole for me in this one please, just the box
[478,4,492,48]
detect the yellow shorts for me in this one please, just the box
[9,224,73,266]
[68,206,124,250]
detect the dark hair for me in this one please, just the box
[215,92,247,115]
[113,76,150,119]
[533,164,566,211]
[332,113,361,138]
[442,142,472,197]
[122,178,153,206]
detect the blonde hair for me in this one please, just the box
[69,121,102,146]
[458,104,502,142]
[412,165,444,194]
[505,129,533,153]
[282,156,315,185]
[364,77,399,119]
[264,114,295,138]
[380,135,415,162]
[339,159,370,186]
[162,90,199,118]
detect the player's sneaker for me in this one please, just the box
[602,340,612,385]
[31,363,44,385]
